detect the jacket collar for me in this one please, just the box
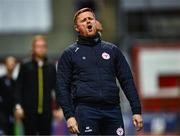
[77,33,101,46]
[32,56,48,66]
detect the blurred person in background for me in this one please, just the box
[14,35,59,135]
[56,8,143,135]
[96,20,103,36]
[0,56,17,135]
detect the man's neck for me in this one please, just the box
[6,71,12,79]
[77,33,101,46]
[34,56,44,62]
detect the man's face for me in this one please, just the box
[75,11,97,37]
[32,39,47,58]
[5,57,16,72]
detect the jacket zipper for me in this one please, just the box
[92,44,103,99]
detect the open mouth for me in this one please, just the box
[87,25,92,29]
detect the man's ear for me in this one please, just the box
[74,25,79,32]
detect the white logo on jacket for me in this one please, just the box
[85,126,92,132]
[75,47,79,52]
[102,52,110,60]
[116,127,124,136]
[82,56,86,60]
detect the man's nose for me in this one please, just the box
[87,19,91,23]
[87,21,91,25]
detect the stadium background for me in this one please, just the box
[0,0,179,135]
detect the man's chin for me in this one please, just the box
[35,54,46,58]
[86,32,97,37]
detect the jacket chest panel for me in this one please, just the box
[24,65,37,79]
[72,46,113,71]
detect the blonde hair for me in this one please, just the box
[32,35,47,47]
[73,7,95,24]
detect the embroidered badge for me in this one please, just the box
[102,52,110,60]
[116,127,124,136]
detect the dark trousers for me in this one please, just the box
[75,104,125,136]
[0,111,14,135]
[23,111,52,135]
[0,112,13,135]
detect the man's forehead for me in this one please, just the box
[33,39,47,47]
[36,39,46,43]
[77,11,95,19]
[5,57,16,63]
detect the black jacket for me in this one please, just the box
[0,76,15,114]
[56,34,141,120]
[15,58,56,113]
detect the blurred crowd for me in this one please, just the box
[0,35,68,135]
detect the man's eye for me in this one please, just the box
[81,19,86,22]
[88,17,93,20]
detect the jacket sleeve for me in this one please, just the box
[0,78,3,106]
[114,47,141,115]
[52,64,57,90]
[51,64,58,110]
[56,50,74,120]
[14,64,25,106]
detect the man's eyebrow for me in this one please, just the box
[80,18,86,21]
